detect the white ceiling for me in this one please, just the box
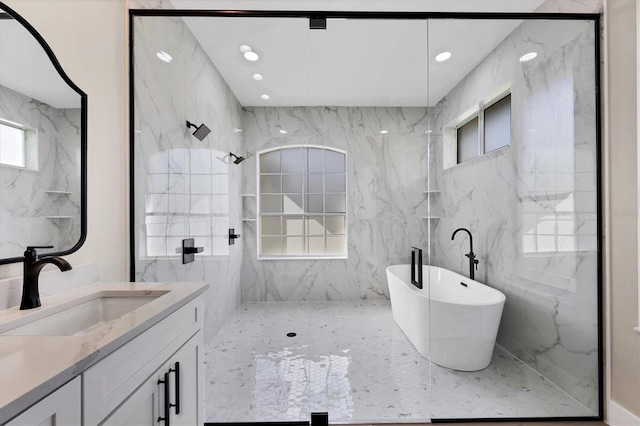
[174,0,546,107]
[0,18,80,109]
[0,1,548,110]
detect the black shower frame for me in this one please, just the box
[128,9,603,424]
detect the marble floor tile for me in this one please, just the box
[204,301,593,423]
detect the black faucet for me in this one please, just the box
[451,228,479,280]
[20,246,72,310]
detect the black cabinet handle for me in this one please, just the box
[157,372,171,425]
[169,362,180,414]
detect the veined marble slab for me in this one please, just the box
[132,15,243,341]
[240,106,430,302]
[429,19,599,412]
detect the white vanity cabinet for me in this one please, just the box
[84,296,204,425]
[102,331,202,426]
[4,377,81,426]
[0,283,207,426]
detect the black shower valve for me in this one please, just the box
[228,228,241,245]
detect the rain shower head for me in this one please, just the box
[186,120,211,141]
[229,152,245,165]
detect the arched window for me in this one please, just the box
[257,145,347,259]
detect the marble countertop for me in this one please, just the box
[0,281,208,424]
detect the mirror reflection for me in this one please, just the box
[0,7,84,261]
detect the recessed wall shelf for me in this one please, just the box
[241,194,256,197]
[421,216,441,220]
[44,190,71,194]
[422,189,441,194]
[46,216,72,219]
[242,218,256,222]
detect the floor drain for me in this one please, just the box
[286,332,297,337]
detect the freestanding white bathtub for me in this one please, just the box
[386,264,506,371]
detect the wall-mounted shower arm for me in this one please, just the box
[229,152,245,164]
[186,120,211,141]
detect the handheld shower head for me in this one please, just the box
[186,120,211,141]
[229,152,245,165]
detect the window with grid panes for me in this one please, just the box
[0,121,27,168]
[258,146,347,259]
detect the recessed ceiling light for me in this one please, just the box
[279,129,287,134]
[261,94,270,100]
[156,51,172,63]
[435,51,452,62]
[244,51,259,62]
[240,45,252,53]
[234,128,243,133]
[253,73,263,81]
[380,130,388,134]
[519,52,538,62]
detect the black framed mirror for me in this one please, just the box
[0,1,87,264]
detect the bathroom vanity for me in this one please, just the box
[0,281,207,425]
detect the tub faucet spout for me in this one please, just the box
[451,228,479,280]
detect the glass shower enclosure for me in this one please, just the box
[131,9,601,424]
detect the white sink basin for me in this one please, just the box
[1,290,169,336]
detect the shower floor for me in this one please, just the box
[203,300,593,423]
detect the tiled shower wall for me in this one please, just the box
[132,16,244,341]
[429,20,599,412]
[239,106,430,301]
[0,84,81,258]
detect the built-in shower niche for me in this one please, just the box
[241,194,256,221]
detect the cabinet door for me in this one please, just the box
[169,330,203,426]
[6,377,80,426]
[101,369,161,426]
[83,297,202,426]
[101,331,203,426]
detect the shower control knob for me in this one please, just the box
[228,228,241,246]
[180,238,203,264]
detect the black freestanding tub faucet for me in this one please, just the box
[451,228,479,280]
[20,246,72,310]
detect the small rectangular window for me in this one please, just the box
[484,94,511,153]
[457,117,479,164]
[445,89,511,169]
[0,122,26,168]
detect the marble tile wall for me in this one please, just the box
[132,16,244,341]
[240,107,430,301]
[429,20,599,412]
[0,84,82,259]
